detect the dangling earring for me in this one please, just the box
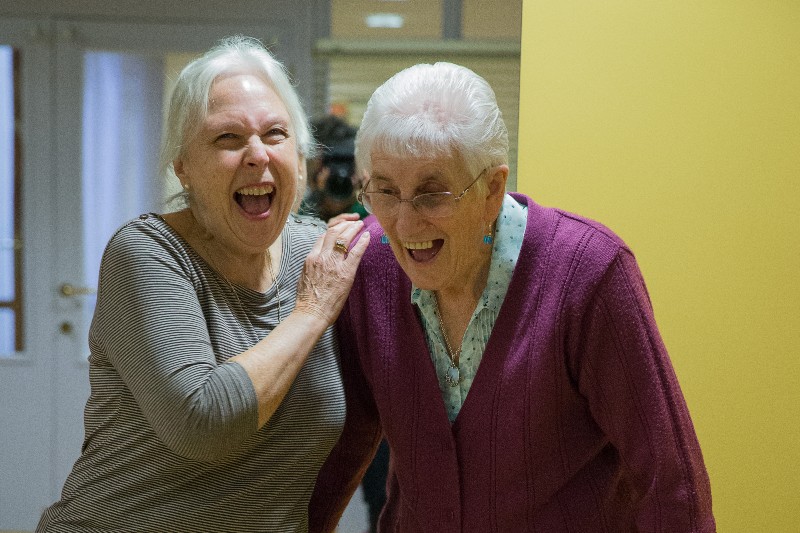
[182,182,190,191]
[380,234,389,245]
[483,222,494,245]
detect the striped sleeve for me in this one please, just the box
[91,222,258,461]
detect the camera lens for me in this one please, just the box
[323,157,355,199]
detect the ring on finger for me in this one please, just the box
[334,239,348,255]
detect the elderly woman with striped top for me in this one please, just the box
[310,62,715,532]
[37,37,368,532]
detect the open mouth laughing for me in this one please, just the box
[235,184,274,217]
[402,239,444,262]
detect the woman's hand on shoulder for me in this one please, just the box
[294,220,369,324]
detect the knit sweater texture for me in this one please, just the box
[310,193,715,532]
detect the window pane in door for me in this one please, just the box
[0,309,13,354]
[0,45,21,356]
[76,51,196,335]
[81,51,165,291]
[0,47,12,300]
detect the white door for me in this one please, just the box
[0,19,298,530]
[0,18,59,530]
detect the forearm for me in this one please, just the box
[226,222,369,428]
[99,218,368,459]
[230,309,331,428]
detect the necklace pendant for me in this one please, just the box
[445,363,461,387]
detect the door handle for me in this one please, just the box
[59,283,97,297]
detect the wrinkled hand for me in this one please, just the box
[294,220,370,324]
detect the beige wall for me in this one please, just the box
[332,0,442,39]
[330,0,522,40]
[462,0,522,40]
[518,1,800,531]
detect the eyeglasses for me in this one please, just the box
[358,168,487,219]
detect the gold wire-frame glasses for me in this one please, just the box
[358,168,487,218]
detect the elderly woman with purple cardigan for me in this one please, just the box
[310,62,715,532]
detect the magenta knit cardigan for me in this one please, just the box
[310,193,715,532]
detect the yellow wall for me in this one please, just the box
[518,1,799,531]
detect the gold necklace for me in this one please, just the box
[185,211,282,322]
[200,240,282,323]
[433,295,462,387]
[265,247,282,322]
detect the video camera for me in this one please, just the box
[320,137,356,200]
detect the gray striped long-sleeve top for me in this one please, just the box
[37,213,345,533]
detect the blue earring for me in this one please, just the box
[380,234,389,244]
[483,223,494,245]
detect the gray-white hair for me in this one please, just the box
[160,35,312,200]
[355,62,508,179]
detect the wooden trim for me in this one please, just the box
[314,38,520,58]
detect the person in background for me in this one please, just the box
[37,36,368,532]
[300,115,368,222]
[310,62,715,532]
